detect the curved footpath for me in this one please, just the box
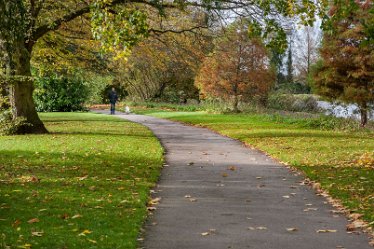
[101,111,372,249]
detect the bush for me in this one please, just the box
[34,74,89,112]
[268,93,319,113]
[0,110,32,135]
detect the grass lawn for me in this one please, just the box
[0,112,163,249]
[141,110,374,228]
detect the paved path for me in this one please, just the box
[101,111,371,249]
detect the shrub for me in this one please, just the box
[0,110,32,135]
[34,74,89,112]
[268,93,319,113]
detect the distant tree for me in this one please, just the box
[294,26,321,84]
[196,19,275,112]
[313,0,374,127]
[286,41,294,83]
[0,0,324,133]
[270,48,285,85]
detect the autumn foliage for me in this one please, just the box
[196,20,275,112]
[313,0,374,126]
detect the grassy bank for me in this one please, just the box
[0,112,163,248]
[143,110,374,227]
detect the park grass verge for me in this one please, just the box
[0,112,163,249]
[144,111,374,229]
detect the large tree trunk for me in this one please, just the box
[359,102,368,127]
[7,44,48,134]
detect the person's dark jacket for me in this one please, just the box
[108,90,118,104]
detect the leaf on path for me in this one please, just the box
[228,166,236,171]
[282,195,290,199]
[316,229,337,233]
[304,208,318,212]
[148,197,161,206]
[348,213,363,220]
[346,220,367,231]
[27,218,39,224]
[256,177,262,179]
[147,207,157,211]
[248,226,267,230]
[222,173,228,177]
[184,195,192,198]
[189,198,197,202]
[201,229,216,236]
[187,162,194,166]
[286,228,298,232]
[256,226,267,230]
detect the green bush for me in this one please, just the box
[34,74,89,112]
[268,93,319,113]
[0,110,32,135]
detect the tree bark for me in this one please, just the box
[359,102,368,127]
[7,44,48,134]
[232,94,240,113]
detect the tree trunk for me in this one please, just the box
[7,44,48,134]
[359,102,368,127]
[232,94,240,113]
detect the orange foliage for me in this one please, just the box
[196,20,275,110]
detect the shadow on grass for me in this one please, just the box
[0,149,162,180]
[49,131,155,138]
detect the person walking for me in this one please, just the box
[108,87,118,115]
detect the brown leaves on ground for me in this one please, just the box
[27,218,39,224]
[316,229,337,233]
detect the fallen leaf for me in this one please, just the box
[222,173,228,177]
[346,220,367,231]
[18,243,32,249]
[31,231,44,237]
[71,214,82,219]
[282,195,290,199]
[256,226,267,230]
[12,219,21,228]
[78,175,88,181]
[78,229,92,236]
[187,162,194,166]
[201,232,209,236]
[189,198,197,202]
[147,207,156,211]
[256,177,262,179]
[316,229,337,233]
[248,227,255,230]
[27,218,39,224]
[148,197,161,205]
[228,166,236,171]
[87,239,97,244]
[348,213,363,220]
[304,208,318,212]
[184,195,192,198]
[286,228,298,232]
[61,213,69,220]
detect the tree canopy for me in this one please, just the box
[0,0,326,133]
[313,0,374,127]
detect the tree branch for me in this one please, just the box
[149,25,208,35]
